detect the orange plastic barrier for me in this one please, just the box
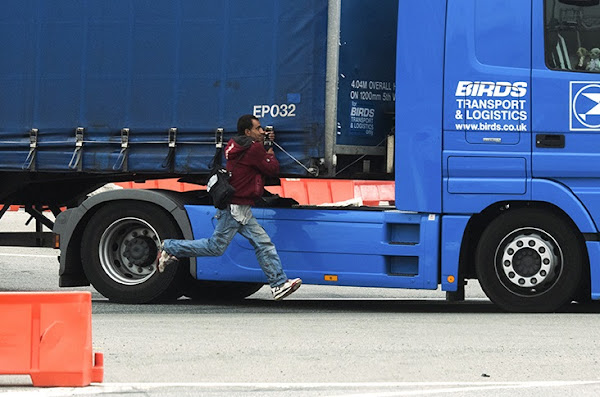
[116,178,395,206]
[0,292,103,387]
[278,179,356,205]
[353,180,395,206]
[3,205,66,212]
[278,179,394,205]
[116,179,200,192]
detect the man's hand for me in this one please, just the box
[265,130,275,142]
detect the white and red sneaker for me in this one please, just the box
[157,247,178,273]
[271,278,302,300]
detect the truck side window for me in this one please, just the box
[545,0,600,72]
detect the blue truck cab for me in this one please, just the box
[393,0,600,311]
[45,0,600,311]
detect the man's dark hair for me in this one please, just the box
[237,114,258,135]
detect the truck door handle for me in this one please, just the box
[536,134,565,148]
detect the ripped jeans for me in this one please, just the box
[162,208,288,288]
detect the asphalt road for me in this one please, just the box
[1,211,600,397]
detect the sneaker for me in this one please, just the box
[271,278,302,300]
[157,247,178,273]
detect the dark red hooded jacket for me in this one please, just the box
[224,136,279,205]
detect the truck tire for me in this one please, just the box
[81,201,186,303]
[475,208,583,312]
[183,279,264,301]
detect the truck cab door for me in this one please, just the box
[531,0,600,224]
[443,0,532,213]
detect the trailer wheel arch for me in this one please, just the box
[56,189,202,289]
[82,200,193,302]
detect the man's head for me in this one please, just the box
[237,114,265,142]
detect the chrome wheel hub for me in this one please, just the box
[498,228,560,291]
[98,217,161,285]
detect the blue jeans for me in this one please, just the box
[162,208,288,288]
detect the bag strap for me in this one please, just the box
[211,146,225,169]
[210,128,247,173]
[211,128,226,169]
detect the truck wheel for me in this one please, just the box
[183,279,264,301]
[475,208,583,312]
[81,202,186,303]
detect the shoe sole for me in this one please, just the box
[157,252,177,273]
[273,279,302,301]
[157,253,166,273]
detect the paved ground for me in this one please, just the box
[1,211,600,396]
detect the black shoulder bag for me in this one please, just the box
[207,131,247,210]
[206,145,235,210]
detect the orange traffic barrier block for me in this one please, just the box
[115,178,395,206]
[328,180,355,203]
[116,178,201,192]
[353,181,395,206]
[265,185,283,196]
[279,179,310,205]
[305,179,334,205]
[157,179,183,191]
[0,292,103,387]
[1,205,21,212]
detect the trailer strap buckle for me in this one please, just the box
[113,128,130,171]
[161,128,177,171]
[22,128,38,170]
[68,127,85,170]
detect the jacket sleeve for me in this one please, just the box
[247,142,279,176]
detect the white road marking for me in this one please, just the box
[2,381,600,396]
[328,381,600,396]
[0,253,56,258]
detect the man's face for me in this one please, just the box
[245,119,265,142]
